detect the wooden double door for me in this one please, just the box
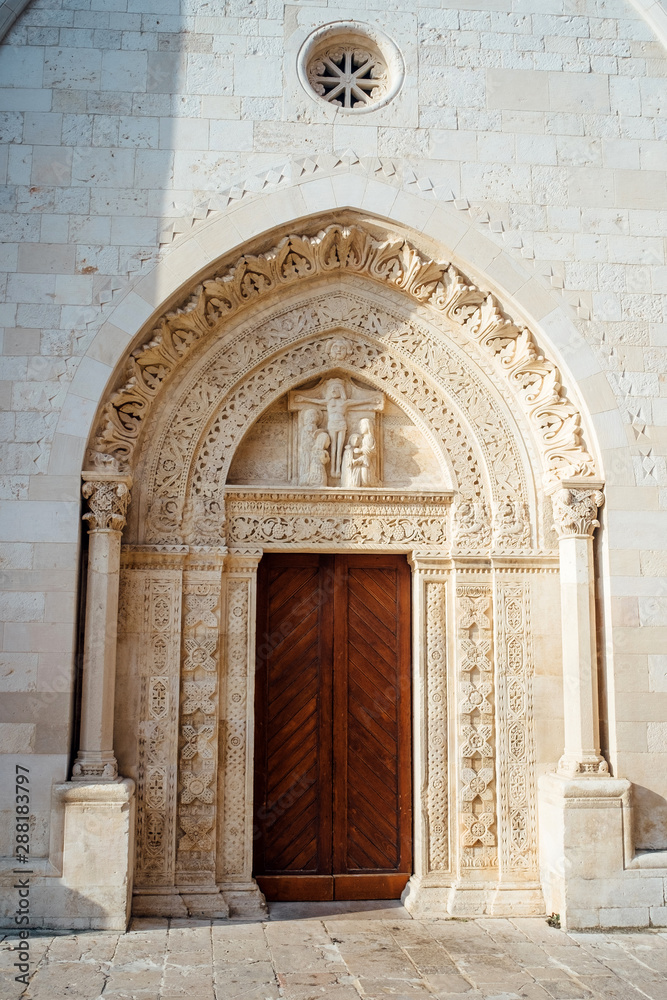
[253,554,412,901]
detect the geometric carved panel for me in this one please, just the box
[496,581,538,876]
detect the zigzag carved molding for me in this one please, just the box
[89,224,597,486]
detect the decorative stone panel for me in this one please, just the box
[495,581,538,877]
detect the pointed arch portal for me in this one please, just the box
[73,215,612,920]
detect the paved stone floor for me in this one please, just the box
[2,902,667,1000]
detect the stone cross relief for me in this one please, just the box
[288,378,384,488]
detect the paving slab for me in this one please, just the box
[1,906,667,1000]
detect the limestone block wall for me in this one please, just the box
[1,0,667,926]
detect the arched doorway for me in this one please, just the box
[75,216,606,919]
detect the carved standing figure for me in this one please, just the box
[298,407,321,485]
[341,433,363,488]
[308,431,330,487]
[358,417,377,487]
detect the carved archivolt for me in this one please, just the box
[90,223,597,489]
[130,283,552,548]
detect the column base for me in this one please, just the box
[71,750,119,781]
[220,880,268,919]
[557,752,609,777]
[401,877,452,917]
[402,876,545,917]
[538,772,633,930]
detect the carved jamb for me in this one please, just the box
[550,486,605,538]
[89,223,596,489]
[119,570,181,888]
[425,580,449,873]
[456,585,497,872]
[176,570,221,885]
[224,489,454,554]
[81,474,132,532]
[219,572,253,880]
[495,582,538,877]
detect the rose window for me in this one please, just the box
[298,22,404,115]
[307,47,388,109]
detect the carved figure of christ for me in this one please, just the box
[290,379,383,478]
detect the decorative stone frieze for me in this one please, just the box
[224,488,454,554]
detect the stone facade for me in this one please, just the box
[1,0,667,932]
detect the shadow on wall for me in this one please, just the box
[633,785,667,851]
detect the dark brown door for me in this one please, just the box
[253,553,412,901]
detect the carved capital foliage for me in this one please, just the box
[89,223,597,488]
[551,488,604,538]
[82,477,131,532]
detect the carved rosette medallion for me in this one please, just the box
[551,488,604,538]
[82,476,132,532]
[176,573,221,884]
[425,581,449,873]
[456,585,497,871]
[496,583,538,875]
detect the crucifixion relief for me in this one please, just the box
[288,377,384,487]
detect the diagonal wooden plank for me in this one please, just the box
[350,568,398,617]
[349,594,397,650]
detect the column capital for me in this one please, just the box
[548,479,604,539]
[81,473,133,533]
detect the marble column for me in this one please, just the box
[549,480,607,777]
[72,473,132,781]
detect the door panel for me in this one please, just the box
[253,555,333,879]
[254,554,411,901]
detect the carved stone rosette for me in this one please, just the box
[456,585,497,871]
[495,583,538,876]
[550,487,604,538]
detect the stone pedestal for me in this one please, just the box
[53,779,135,930]
[538,773,632,930]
